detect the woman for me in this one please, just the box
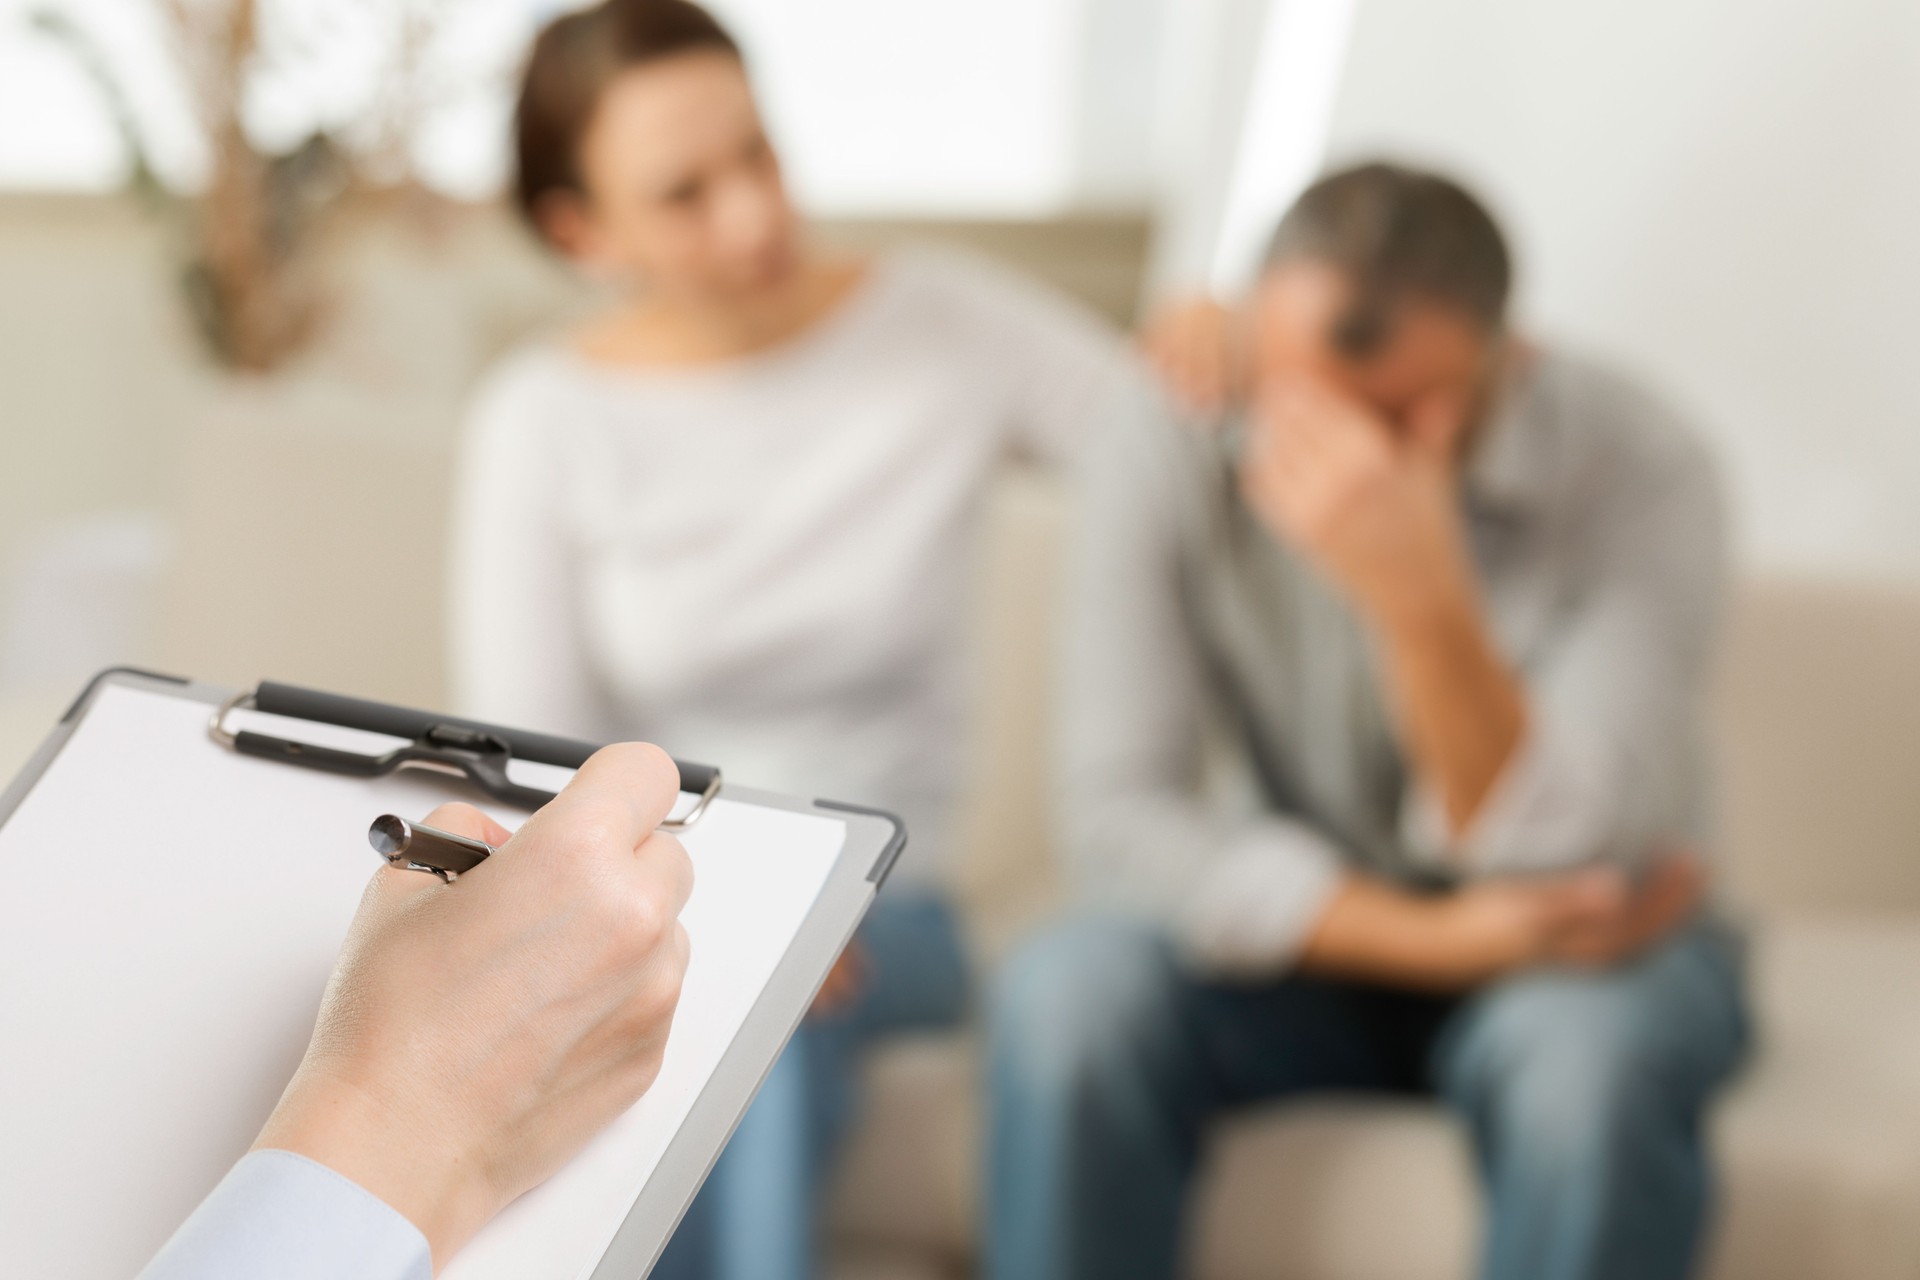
[448,3,1131,1278]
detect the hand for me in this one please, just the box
[1138,297,1246,416]
[1238,376,1475,628]
[252,743,695,1267]
[1428,867,1627,986]
[810,941,868,1019]
[1539,853,1707,967]
[1434,853,1707,985]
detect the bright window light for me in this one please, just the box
[0,0,1123,216]
[1208,0,1358,291]
[711,0,1084,216]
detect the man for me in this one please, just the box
[988,162,1749,1280]
[140,744,693,1279]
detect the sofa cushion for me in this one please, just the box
[828,918,1920,1280]
[1715,581,1920,915]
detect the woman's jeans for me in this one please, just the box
[652,892,969,1280]
[986,914,1750,1280]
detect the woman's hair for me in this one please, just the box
[513,0,742,230]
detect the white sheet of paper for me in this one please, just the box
[0,683,845,1280]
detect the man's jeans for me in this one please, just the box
[986,915,1749,1280]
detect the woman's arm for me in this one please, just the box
[448,362,609,739]
[935,251,1134,467]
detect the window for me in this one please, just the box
[0,0,1170,214]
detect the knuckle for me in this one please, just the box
[612,891,667,955]
[622,1043,669,1096]
[557,808,624,862]
[615,971,684,1045]
[647,966,685,1024]
[646,950,689,1021]
[647,831,694,889]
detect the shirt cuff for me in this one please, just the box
[138,1149,432,1280]
[1174,819,1345,978]
[1400,713,1615,876]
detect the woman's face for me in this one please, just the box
[555,51,800,302]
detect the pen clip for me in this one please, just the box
[369,813,494,883]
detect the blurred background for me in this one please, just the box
[3,3,1920,1278]
[3,0,1918,728]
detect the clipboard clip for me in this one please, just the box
[208,683,721,830]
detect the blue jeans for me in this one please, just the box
[652,892,969,1280]
[987,914,1750,1280]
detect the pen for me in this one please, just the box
[368,814,497,882]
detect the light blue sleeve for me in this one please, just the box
[138,1149,432,1280]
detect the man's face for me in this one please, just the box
[1249,260,1500,454]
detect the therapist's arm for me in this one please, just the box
[140,743,695,1279]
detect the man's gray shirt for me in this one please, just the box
[1060,349,1728,976]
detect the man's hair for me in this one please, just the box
[1264,161,1513,357]
[513,0,742,234]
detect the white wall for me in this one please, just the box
[1326,0,1920,586]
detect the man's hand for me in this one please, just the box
[252,743,695,1268]
[1535,854,1707,967]
[1138,297,1245,416]
[1238,376,1476,628]
[1430,855,1708,985]
[1301,855,1707,991]
[1239,374,1528,833]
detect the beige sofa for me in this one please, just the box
[109,434,1920,1280]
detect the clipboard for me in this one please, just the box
[0,668,903,1280]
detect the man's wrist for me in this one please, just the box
[1362,553,1483,643]
[1395,890,1494,984]
[1300,877,1463,987]
[1316,879,1540,991]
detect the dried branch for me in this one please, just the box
[46,0,470,372]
